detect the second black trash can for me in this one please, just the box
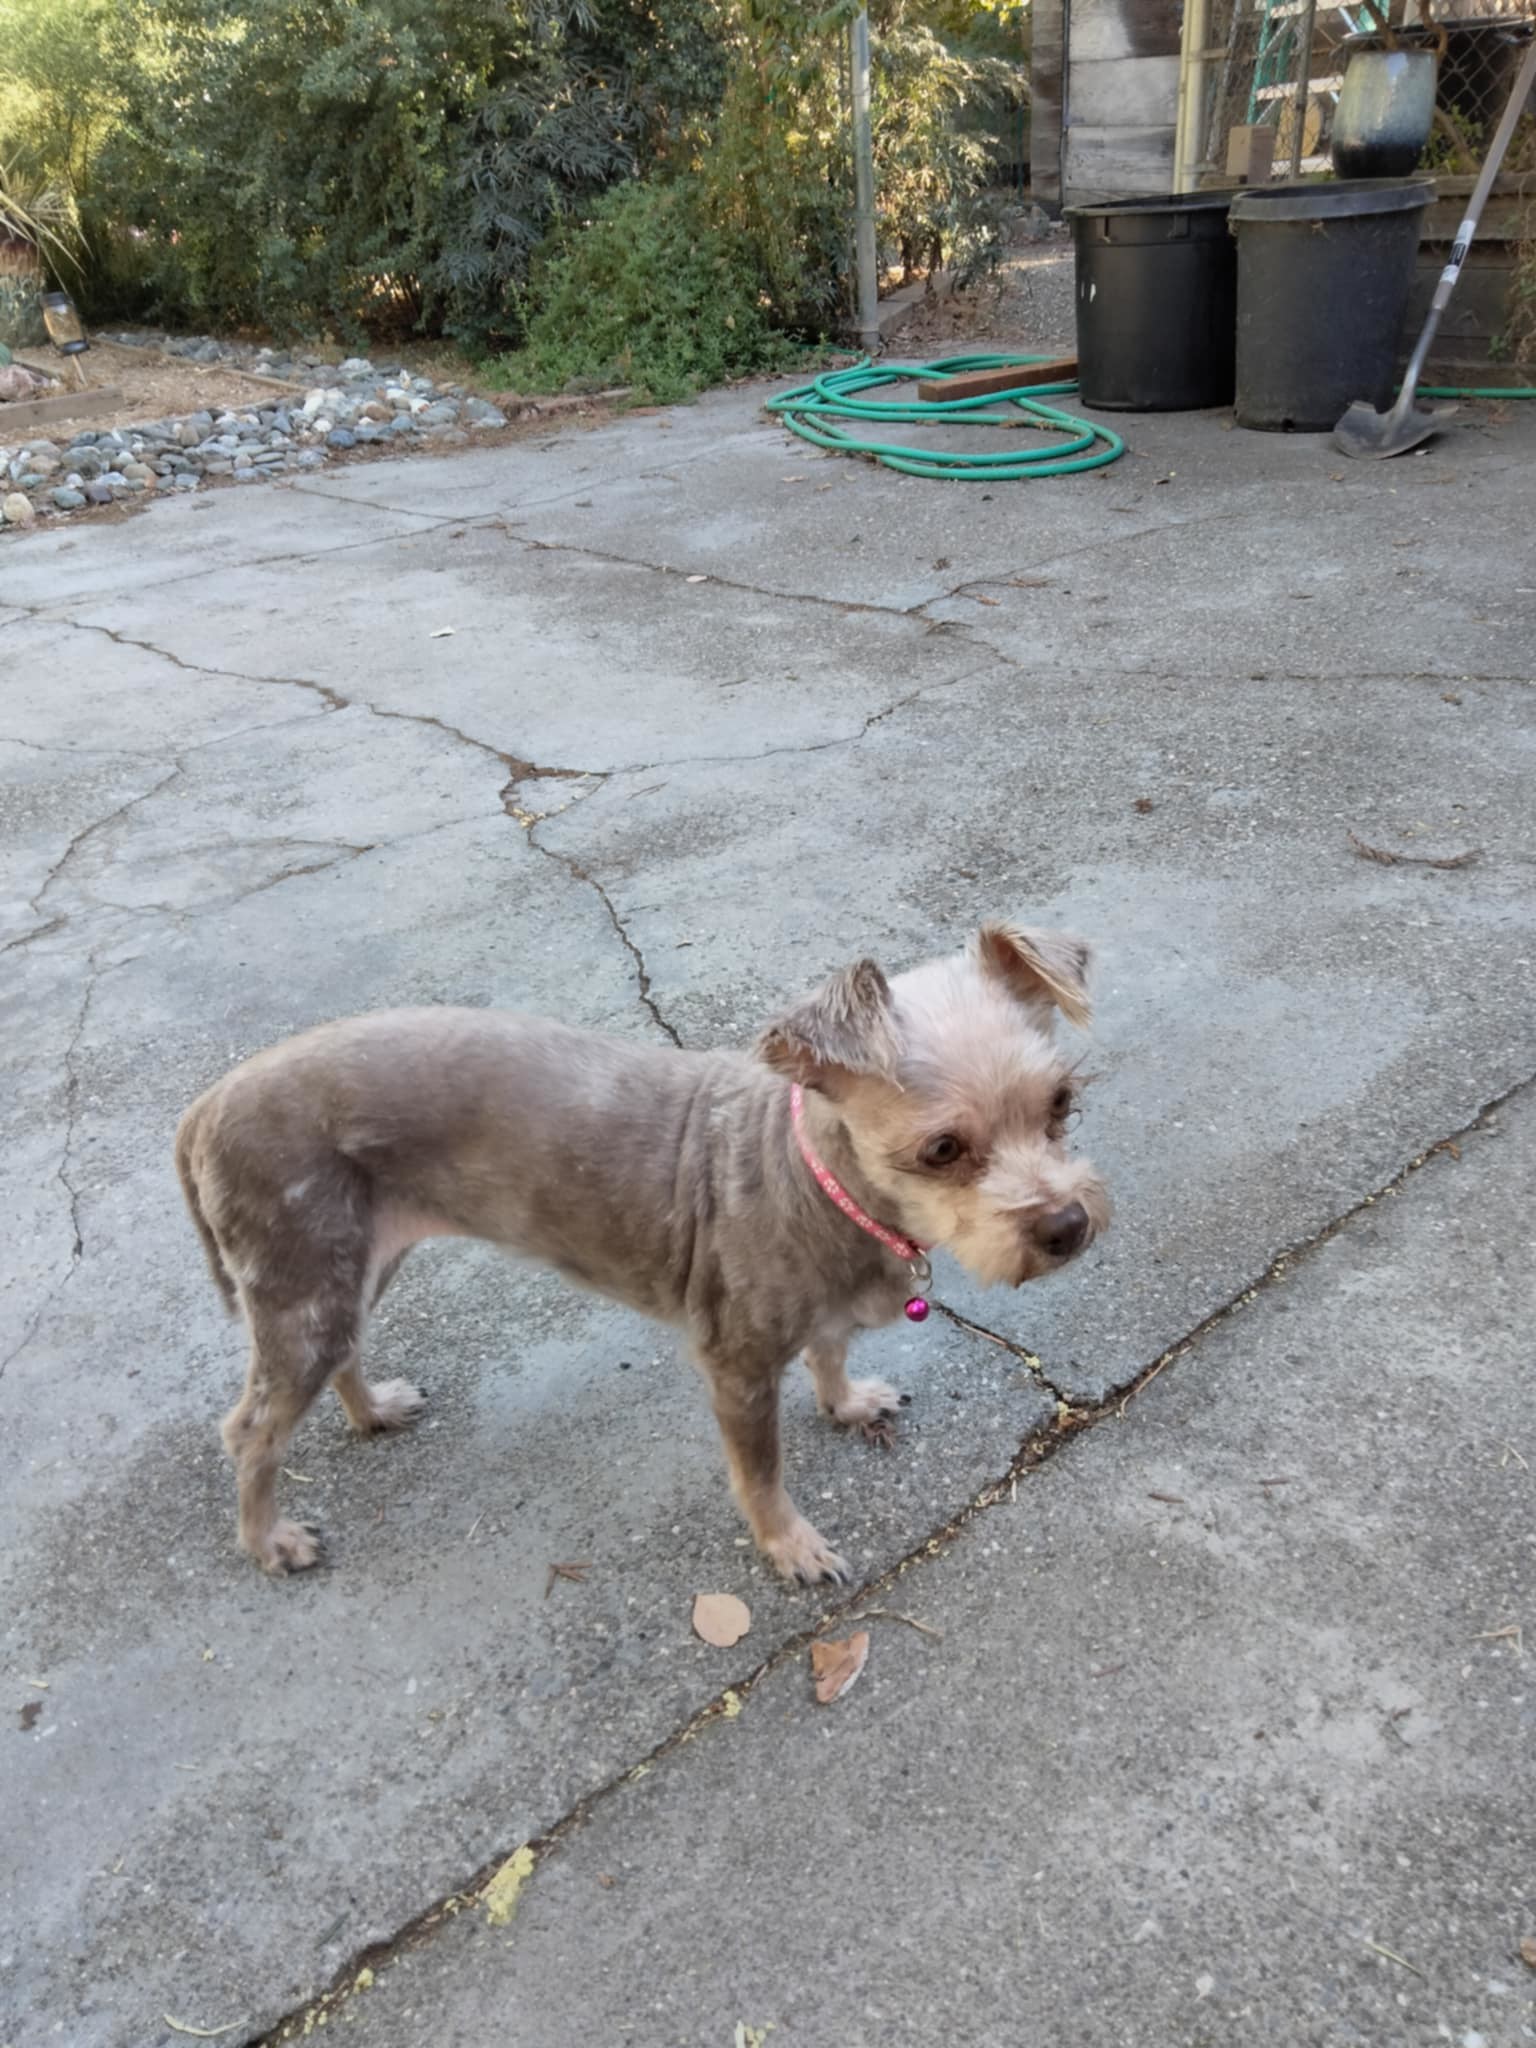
[1229,178,1434,431]
[1066,192,1239,411]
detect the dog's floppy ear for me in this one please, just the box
[756,959,901,1090]
[974,920,1093,1030]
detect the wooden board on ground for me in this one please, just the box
[0,386,124,431]
[916,356,1077,403]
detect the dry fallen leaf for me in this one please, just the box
[692,1592,751,1647]
[19,1700,42,1731]
[483,1844,535,1926]
[1518,1934,1536,1969]
[810,1631,870,1704]
[1347,829,1481,871]
[1133,797,1155,815]
[544,1560,591,1598]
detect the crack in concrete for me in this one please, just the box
[493,660,1012,1047]
[288,444,737,529]
[0,915,67,959]
[51,614,351,711]
[6,506,474,613]
[2,964,112,1380]
[25,762,185,934]
[26,608,686,1052]
[515,808,683,1048]
[81,840,378,919]
[514,531,926,625]
[588,658,1001,781]
[932,1301,1070,1403]
[490,530,1535,699]
[5,812,495,963]
[1,732,157,760]
[0,706,329,764]
[54,964,98,1262]
[249,1065,1536,2046]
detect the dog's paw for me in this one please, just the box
[761,1516,852,1588]
[256,1519,326,1575]
[821,1376,902,1430]
[360,1378,426,1434]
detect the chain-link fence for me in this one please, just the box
[1189,0,1534,184]
[1417,8,1535,168]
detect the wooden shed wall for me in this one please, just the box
[1032,0,1185,207]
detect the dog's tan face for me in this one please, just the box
[759,922,1110,1288]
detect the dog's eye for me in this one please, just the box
[1050,1084,1076,1121]
[920,1133,965,1168]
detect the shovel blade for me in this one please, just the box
[1331,398,1455,460]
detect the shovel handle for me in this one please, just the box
[1403,33,1536,398]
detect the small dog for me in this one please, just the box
[175,921,1109,1584]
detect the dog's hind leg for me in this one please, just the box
[223,1286,362,1575]
[331,1225,431,1434]
[332,1354,426,1436]
[803,1336,901,1435]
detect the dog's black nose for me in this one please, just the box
[1036,1201,1089,1259]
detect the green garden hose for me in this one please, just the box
[766,353,1125,481]
[1419,385,1536,399]
[764,355,1534,482]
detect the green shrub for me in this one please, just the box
[495,177,807,402]
[3,0,730,346]
[700,0,1014,330]
[1,0,1021,359]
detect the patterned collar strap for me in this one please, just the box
[788,1083,934,1299]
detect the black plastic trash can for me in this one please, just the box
[1066,192,1238,411]
[1229,178,1433,431]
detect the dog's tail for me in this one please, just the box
[174,1107,238,1316]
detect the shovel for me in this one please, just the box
[1333,31,1536,459]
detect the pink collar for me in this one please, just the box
[789,1085,933,1322]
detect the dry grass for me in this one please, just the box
[1,338,300,440]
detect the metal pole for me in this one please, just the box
[1173,0,1211,192]
[849,10,879,351]
[1289,0,1319,176]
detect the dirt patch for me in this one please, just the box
[903,241,1076,359]
[2,339,298,441]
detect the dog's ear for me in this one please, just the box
[974,921,1093,1030]
[756,959,902,1090]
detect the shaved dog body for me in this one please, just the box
[177,924,1108,1581]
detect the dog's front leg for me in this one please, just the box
[705,1363,851,1586]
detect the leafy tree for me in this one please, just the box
[0,0,1025,352]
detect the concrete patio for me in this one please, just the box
[2,382,1532,2047]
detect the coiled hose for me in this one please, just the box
[765,353,1126,481]
[765,354,1535,480]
